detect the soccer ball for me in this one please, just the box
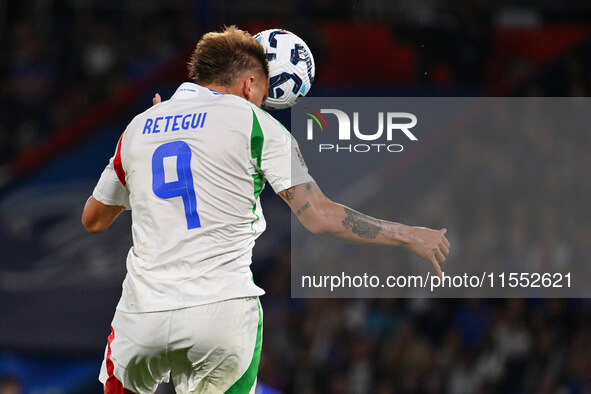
[254,29,315,110]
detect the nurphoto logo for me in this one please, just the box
[305,108,418,153]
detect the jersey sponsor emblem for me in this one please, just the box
[295,147,306,168]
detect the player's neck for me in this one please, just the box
[203,83,232,95]
[202,82,250,103]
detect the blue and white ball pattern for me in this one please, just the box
[255,29,315,110]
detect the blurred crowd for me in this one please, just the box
[0,1,206,167]
[257,97,591,393]
[257,79,591,394]
[259,280,591,393]
[255,7,591,391]
[255,91,591,393]
[4,0,590,168]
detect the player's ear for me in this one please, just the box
[242,76,255,101]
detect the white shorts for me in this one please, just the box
[99,297,262,394]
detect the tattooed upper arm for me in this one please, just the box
[278,182,319,205]
[278,187,295,205]
[278,182,327,221]
[295,201,311,217]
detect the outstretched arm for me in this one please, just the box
[278,182,450,277]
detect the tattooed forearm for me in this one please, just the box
[388,224,399,238]
[341,207,382,239]
[278,187,295,204]
[295,202,311,217]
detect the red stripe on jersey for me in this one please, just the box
[113,135,126,186]
[104,326,134,394]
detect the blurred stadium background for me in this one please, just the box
[1,0,590,393]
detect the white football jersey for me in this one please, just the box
[92,82,313,312]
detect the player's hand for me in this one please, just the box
[404,227,450,278]
[153,93,161,106]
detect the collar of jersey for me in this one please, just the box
[170,82,221,100]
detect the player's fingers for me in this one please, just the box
[435,249,446,265]
[440,243,449,257]
[430,256,443,279]
[442,235,450,248]
[153,93,161,106]
[440,228,447,234]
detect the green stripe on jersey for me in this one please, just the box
[250,110,264,233]
[251,110,264,170]
[225,300,263,394]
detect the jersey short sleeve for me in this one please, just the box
[251,107,313,193]
[92,157,130,209]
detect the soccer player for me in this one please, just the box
[82,26,450,394]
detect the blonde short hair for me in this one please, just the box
[187,25,269,87]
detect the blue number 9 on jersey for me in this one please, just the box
[152,141,201,229]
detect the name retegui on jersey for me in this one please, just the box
[142,112,208,134]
